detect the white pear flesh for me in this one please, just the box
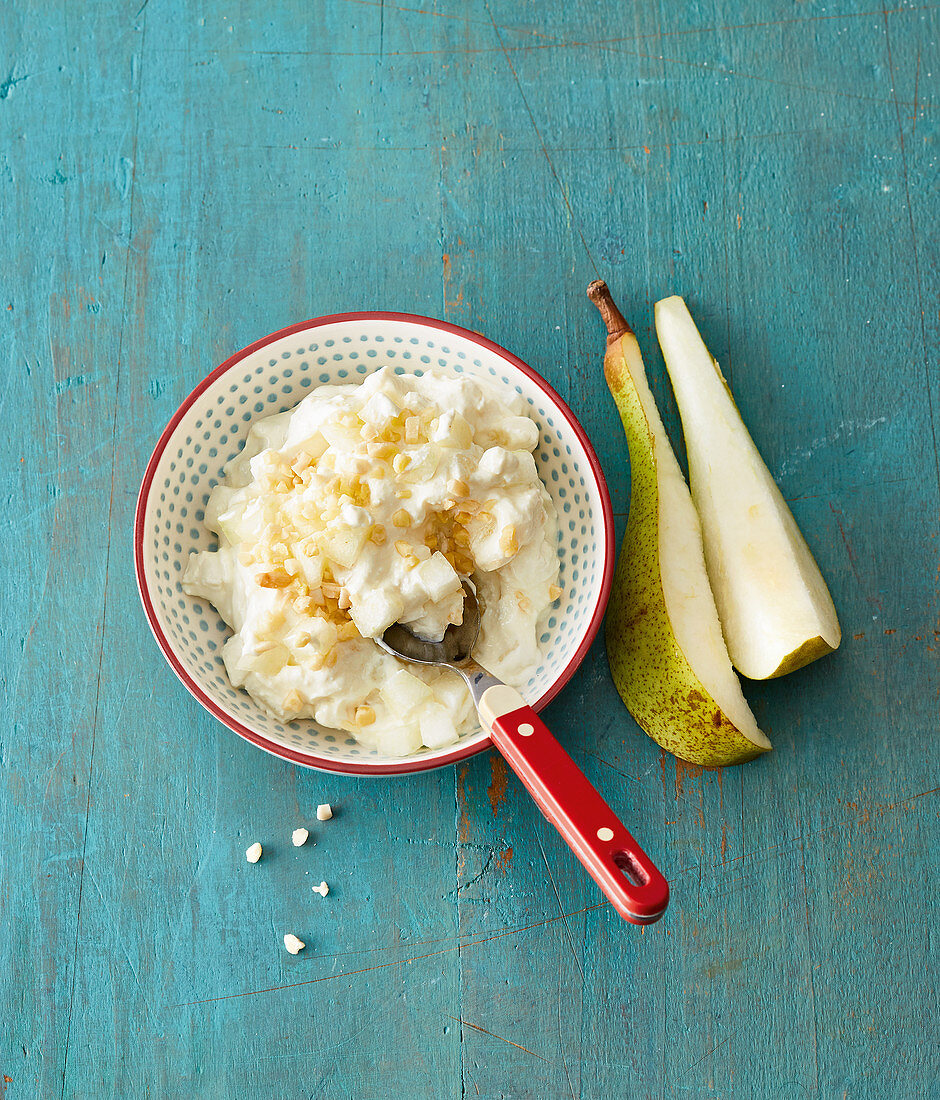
[654,295,841,680]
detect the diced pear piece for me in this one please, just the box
[419,703,459,748]
[588,281,770,767]
[413,551,462,602]
[350,589,404,638]
[317,527,368,570]
[383,669,434,716]
[654,295,841,680]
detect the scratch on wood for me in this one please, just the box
[482,1,599,276]
[798,811,822,1092]
[882,11,940,495]
[59,24,149,1092]
[173,901,608,1007]
[446,1015,550,1062]
[534,834,585,981]
[679,1032,736,1076]
[911,47,921,137]
[716,788,938,876]
[342,0,565,44]
[830,501,882,612]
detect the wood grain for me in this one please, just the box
[0,1,936,1097]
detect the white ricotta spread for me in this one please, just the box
[182,366,560,756]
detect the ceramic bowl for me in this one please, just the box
[135,313,614,775]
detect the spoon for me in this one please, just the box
[377,583,669,924]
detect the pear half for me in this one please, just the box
[654,296,841,680]
[588,281,770,766]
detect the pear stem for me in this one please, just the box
[587,280,634,343]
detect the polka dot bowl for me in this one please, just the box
[134,313,615,775]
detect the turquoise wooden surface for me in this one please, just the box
[1,1,937,1096]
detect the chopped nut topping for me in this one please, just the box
[291,827,309,847]
[290,451,313,476]
[456,553,475,575]
[549,584,563,602]
[392,509,411,528]
[499,524,518,556]
[283,934,305,955]
[369,524,387,545]
[256,570,293,589]
[368,441,398,461]
[312,881,330,897]
[245,842,262,864]
[355,704,376,727]
[316,804,333,821]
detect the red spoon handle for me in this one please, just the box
[482,696,669,924]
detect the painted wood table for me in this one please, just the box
[1,2,937,1097]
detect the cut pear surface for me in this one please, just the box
[654,296,841,680]
[587,281,770,767]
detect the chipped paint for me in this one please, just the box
[487,754,508,817]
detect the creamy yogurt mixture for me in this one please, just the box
[183,366,560,755]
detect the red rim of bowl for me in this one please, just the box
[134,311,615,776]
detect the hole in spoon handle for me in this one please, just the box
[486,703,669,925]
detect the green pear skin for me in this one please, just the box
[588,281,769,767]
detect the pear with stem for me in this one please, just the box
[588,280,770,766]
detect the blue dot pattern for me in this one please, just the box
[142,321,604,767]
